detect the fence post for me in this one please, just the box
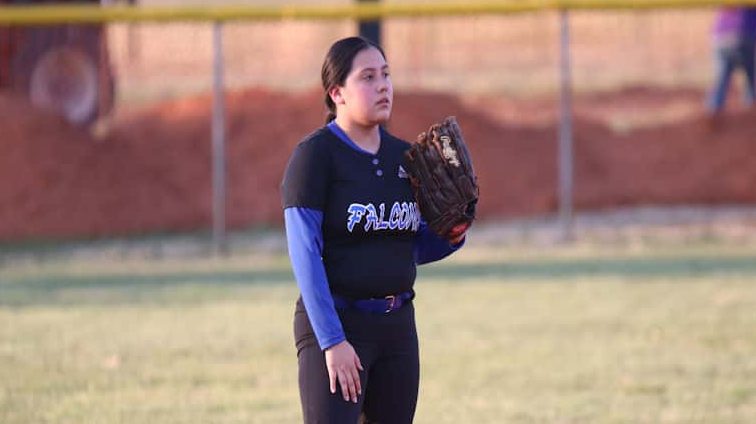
[212,21,228,255]
[357,0,382,45]
[558,9,575,242]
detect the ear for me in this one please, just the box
[329,85,345,106]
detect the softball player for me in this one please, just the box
[281,36,467,423]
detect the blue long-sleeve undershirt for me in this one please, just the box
[284,207,463,351]
[414,220,465,265]
[284,207,345,351]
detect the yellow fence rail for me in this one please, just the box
[2,0,756,25]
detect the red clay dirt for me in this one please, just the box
[0,86,755,242]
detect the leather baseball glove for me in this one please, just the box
[404,116,478,240]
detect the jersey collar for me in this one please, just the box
[327,121,384,156]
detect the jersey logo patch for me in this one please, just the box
[346,201,420,233]
[397,165,409,179]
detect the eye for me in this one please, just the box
[363,74,374,81]
[383,71,390,78]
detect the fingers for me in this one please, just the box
[328,367,337,394]
[336,367,360,403]
[352,359,362,396]
[327,362,362,402]
[328,364,356,401]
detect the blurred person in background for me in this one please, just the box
[707,6,756,122]
[281,36,466,423]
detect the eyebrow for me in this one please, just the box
[358,65,390,73]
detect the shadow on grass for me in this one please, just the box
[2,255,755,307]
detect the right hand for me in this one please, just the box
[324,340,364,403]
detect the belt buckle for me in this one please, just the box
[384,295,396,314]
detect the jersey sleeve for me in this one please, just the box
[414,220,465,265]
[281,138,329,210]
[285,207,346,350]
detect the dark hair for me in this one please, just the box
[321,36,386,124]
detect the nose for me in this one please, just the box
[377,76,390,93]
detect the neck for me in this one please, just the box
[334,117,381,154]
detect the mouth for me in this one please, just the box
[376,98,391,107]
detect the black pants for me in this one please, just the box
[294,297,420,424]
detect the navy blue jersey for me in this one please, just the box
[282,122,461,350]
[282,124,421,299]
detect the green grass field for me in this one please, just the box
[2,242,756,423]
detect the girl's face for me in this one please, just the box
[330,47,393,127]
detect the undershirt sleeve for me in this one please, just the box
[413,220,465,265]
[284,207,346,350]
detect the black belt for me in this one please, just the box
[332,291,414,314]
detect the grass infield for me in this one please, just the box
[1,243,755,423]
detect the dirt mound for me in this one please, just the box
[1,87,755,242]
